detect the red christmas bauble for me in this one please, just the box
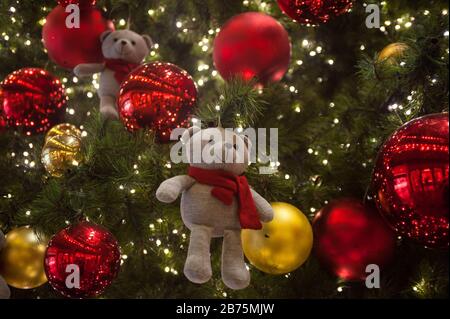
[57,0,96,8]
[0,68,66,135]
[313,199,396,281]
[42,5,110,69]
[118,62,198,143]
[44,221,121,298]
[372,113,449,248]
[213,12,291,86]
[277,0,353,25]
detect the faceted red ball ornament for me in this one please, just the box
[277,0,353,25]
[44,221,121,298]
[213,12,291,86]
[313,199,396,281]
[42,5,111,69]
[372,113,449,248]
[0,68,66,135]
[118,62,198,143]
[57,0,96,8]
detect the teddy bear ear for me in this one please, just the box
[180,126,201,144]
[100,30,113,43]
[141,35,154,50]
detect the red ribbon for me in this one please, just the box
[188,166,262,230]
[104,59,140,84]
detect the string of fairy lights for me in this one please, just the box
[0,0,448,298]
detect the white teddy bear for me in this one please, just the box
[74,29,153,119]
[156,126,274,290]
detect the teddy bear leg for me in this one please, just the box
[221,229,250,290]
[100,95,119,120]
[184,224,213,284]
[0,276,10,299]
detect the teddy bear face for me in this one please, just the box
[183,127,251,175]
[101,30,153,64]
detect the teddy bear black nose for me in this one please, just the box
[121,40,127,46]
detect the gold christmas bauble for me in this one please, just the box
[241,202,313,275]
[45,123,81,142]
[41,123,83,177]
[377,42,410,65]
[0,227,48,289]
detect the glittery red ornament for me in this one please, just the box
[57,0,96,8]
[372,113,449,248]
[276,0,353,25]
[313,199,396,281]
[44,221,121,299]
[42,5,111,69]
[118,62,198,143]
[213,12,291,86]
[0,68,66,135]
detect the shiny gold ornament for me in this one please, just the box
[0,227,48,289]
[241,202,313,275]
[41,123,83,177]
[45,123,81,141]
[377,42,410,65]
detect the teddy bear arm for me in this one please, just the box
[156,175,195,203]
[250,189,274,222]
[73,63,105,77]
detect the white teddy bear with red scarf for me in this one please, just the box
[156,126,274,290]
[74,29,153,119]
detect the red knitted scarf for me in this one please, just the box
[104,59,140,83]
[188,166,262,230]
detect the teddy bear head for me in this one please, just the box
[181,126,252,175]
[100,30,153,64]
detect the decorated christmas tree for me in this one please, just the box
[0,0,448,300]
